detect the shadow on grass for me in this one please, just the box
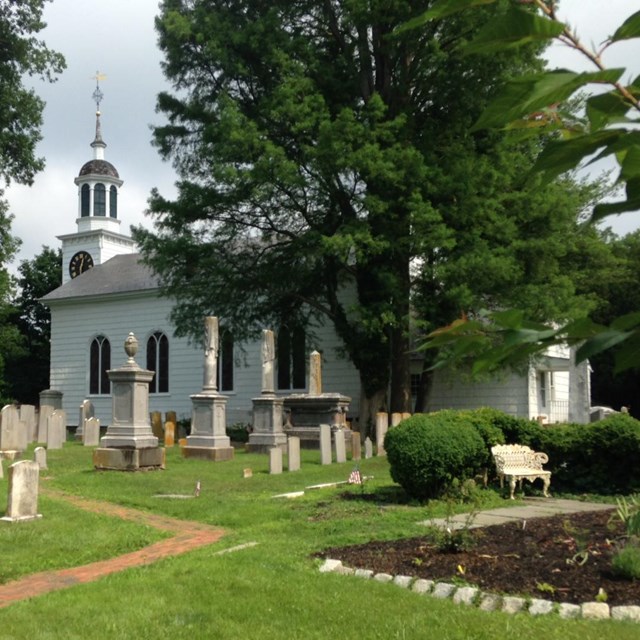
[338,485,411,505]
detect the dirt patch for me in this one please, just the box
[318,508,640,606]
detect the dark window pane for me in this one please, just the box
[81,184,90,217]
[146,334,157,392]
[277,328,291,390]
[94,184,106,216]
[89,338,100,394]
[100,338,111,394]
[110,186,117,218]
[158,334,169,393]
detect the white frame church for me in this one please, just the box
[42,109,592,430]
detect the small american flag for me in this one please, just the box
[348,467,362,485]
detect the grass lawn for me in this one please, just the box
[0,442,637,639]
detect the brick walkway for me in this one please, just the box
[0,488,225,609]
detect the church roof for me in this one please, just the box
[42,253,160,303]
[78,159,120,178]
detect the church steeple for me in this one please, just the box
[59,72,136,285]
[74,72,123,230]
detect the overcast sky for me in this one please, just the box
[5,0,640,270]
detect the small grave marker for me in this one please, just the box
[1,460,42,522]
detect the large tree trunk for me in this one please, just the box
[358,383,388,440]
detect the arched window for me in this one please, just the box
[90,335,111,395]
[218,330,234,392]
[277,326,305,390]
[146,331,169,393]
[81,184,90,217]
[94,183,106,216]
[109,186,117,218]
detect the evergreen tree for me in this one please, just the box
[136,0,600,425]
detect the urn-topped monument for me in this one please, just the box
[93,333,165,470]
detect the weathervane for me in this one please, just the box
[91,70,106,113]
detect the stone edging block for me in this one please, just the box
[318,559,639,623]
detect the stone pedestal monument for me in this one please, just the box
[182,317,234,461]
[247,329,287,453]
[93,333,165,471]
[284,350,351,448]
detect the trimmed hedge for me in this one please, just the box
[385,411,486,500]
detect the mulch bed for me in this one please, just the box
[318,508,640,606]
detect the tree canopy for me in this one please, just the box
[137,0,608,423]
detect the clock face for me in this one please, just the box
[69,251,94,278]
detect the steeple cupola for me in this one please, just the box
[73,73,123,233]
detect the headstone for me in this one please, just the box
[164,421,175,447]
[287,436,300,472]
[150,411,164,440]
[243,468,253,479]
[391,412,403,427]
[309,350,322,396]
[375,412,388,456]
[269,447,283,474]
[165,410,178,438]
[0,405,27,452]
[46,410,65,449]
[402,412,411,421]
[1,460,42,522]
[334,429,346,464]
[319,424,332,465]
[364,437,373,459]
[351,432,361,461]
[34,446,47,470]
[37,389,63,443]
[0,456,3,479]
[19,405,37,442]
[76,399,95,440]
[182,317,234,462]
[83,417,100,447]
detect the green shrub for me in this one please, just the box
[385,411,485,501]
[457,408,505,471]
[611,542,640,580]
[537,414,640,493]
[226,422,250,443]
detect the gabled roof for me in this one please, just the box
[42,253,159,303]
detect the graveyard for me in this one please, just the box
[0,429,639,638]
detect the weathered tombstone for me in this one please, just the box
[243,468,253,479]
[34,447,47,470]
[269,447,283,475]
[391,412,403,427]
[351,432,361,461]
[20,405,37,442]
[0,456,3,479]
[150,411,164,440]
[83,417,100,447]
[165,410,178,438]
[287,436,301,472]
[37,389,63,443]
[75,399,95,440]
[375,412,388,456]
[320,424,332,465]
[164,421,175,447]
[46,410,65,450]
[0,405,27,452]
[247,329,287,453]
[364,437,373,459]
[1,460,42,522]
[402,412,411,421]
[334,429,346,464]
[182,317,234,461]
[309,351,322,396]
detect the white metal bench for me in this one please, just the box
[491,444,551,500]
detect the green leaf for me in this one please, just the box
[611,10,640,42]
[586,90,634,131]
[611,312,640,332]
[533,130,623,182]
[463,7,565,56]
[619,145,640,183]
[592,196,640,221]
[473,69,624,131]
[397,0,496,31]
[575,329,633,363]
[613,330,640,373]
